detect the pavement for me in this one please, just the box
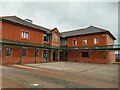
[1,62,119,88]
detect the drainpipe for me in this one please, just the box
[88,50,90,63]
[76,49,78,62]
[104,50,106,64]
[34,48,37,63]
[19,46,22,64]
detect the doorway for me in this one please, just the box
[53,50,58,61]
[43,49,49,62]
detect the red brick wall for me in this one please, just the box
[68,50,112,64]
[89,51,105,64]
[2,22,44,45]
[67,51,77,62]
[106,34,114,45]
[2,46,20,64]
[67,33,107,47]
[77,51,89,63]
[107,51,115,63]
[36,49,44,63]
[67,32,115,64]
[2,46,43,64]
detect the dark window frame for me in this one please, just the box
[5,48,12,56]
[60,38,67,45]
[44,34,49,42]
[82,52,89,58]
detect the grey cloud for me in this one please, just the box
[0,2,118,43]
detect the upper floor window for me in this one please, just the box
[73,40,77,46]
[5,48,12,56]
[94,37,98,44]
[44,34,49,42]
[83,38,87,45]
[21,32,29,39]
[60,38,67,45]
[53,33,58,41]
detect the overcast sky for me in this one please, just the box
[0,2,118,43]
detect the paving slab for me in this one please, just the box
[2,62,119,88]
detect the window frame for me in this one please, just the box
[21,31,29,39]
[94,37,99,44]
[5,48,12,57]
[53,33,58,41]
[44,33,49,42]
[73,39,77,46]
[82,52,89,58]
[82,38,87,45]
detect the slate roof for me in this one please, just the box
[61,25,116,40]
[1,16,51,34]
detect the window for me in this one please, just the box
[94,37,98,44]
[22,49,27,56]
[83,38,87,45]
[82,52,89,58]
[73,40,77,46]
[44,34,49,42]
[53,33,58,41]
[60,38,67,45]
[5,48,12,56]
[21,32,29,39]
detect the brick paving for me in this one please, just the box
[1,62,118,88]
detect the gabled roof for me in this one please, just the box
[51,27,60,35]
[1,15,51,34]
[61,25,116,40]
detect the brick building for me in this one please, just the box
[0,16,116,64]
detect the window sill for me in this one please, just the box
[44,41,50,44]
[5,56,12,57]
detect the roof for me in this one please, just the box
[1,15,51,34]
[0,16,116,40]
[61,25,116,40]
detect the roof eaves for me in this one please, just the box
[2,16,51,34]
[61,31,108,38]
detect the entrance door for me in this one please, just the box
[53,50,58,61]
[43,49,49,62]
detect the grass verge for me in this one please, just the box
[112,62,120,64]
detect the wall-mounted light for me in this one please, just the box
[103,35,105,37]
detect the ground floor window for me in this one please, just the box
[22,49,27,56]
[5,48,12,56]
[82,52,89,58]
